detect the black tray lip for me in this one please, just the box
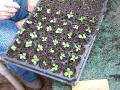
[1,0,108,86]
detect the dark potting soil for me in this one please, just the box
[7,0,106,81]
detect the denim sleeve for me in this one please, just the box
[10,0,29,22]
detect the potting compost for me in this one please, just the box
[2,0,109,85]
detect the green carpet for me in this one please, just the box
[52,0,120,90]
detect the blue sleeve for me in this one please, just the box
[10,0,29,22]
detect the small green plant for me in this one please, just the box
[26,20,32,24]
[33,13,38,17]
[36,22,43,30]
[55,28,63,33]
[75,45,81,52]
[17,28,25,35]
[53,39,59,45]
[11,45,17,51]
[25,40,32,47]
[42,37,48,42]
[30,31,38,39]
[78,34,87,39]
[50,18,57,23]
[47,9,51,14]
[16,38,21,44]
[50,48,54,53]
[86,26,92,33]
[64,68,73,78]
[31,55,39,65]
[62,42,70,48]
[19,52,26,60]
[37,7,43,11]
[46,26,52,32]
[63,22,67,26]
[73,25,79,29]
[37,44,43,52]
[67,11,74,19]
[60,53,65,60]
[56,10,61,15]
[51,63,59,72]
[90,16,95,23]
[67,32,73,39]
[42,16,47,20]
[43,61,47,66]
[70,54,79,62]
[79,16,85,22]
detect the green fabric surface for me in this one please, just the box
[52,0,120,90]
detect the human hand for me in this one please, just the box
[0,1,20,20]
[28,0,40,12]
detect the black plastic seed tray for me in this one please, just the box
[2,0,108,85]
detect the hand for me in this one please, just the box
[0,1,20,20]
[28,0,40,12]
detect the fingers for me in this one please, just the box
[0,1,20,20]
[3,7,18,13]
[5,2,20,9]
[0,15,11,20]
[0,2,20,13]
[0,12,15,20]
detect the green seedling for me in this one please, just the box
[30,31,38,39]
[63,22,67,26]
[64,68,73,78]
[50,18,57,23]
[90,16,95,23]
[73,25,79,29]
[47,9,51,14]
[78,34,87,39]
[43,61,47,66]
[36,22,43,30]
[16,38,21,44]
[60,53,65,60]
[79,16,86,22]
[26,20,32,24]
[51,63,58,72]
[62,42,70,48]
[37,7,42,11]
[46,26,52,32]
[70,54,79,62]
[50,48,54,53]
[55,28,63,33]
[86,26,92,33]
[11,45,17,51]
[33,13,38,17]
[52,39,59,45]
[56,10,61,15]
[37,44,43,52]
[19,53,26,60]
[67,32,73,39]
[42,16,47,20]
[25,40,32,47]
[67,11,74,19]
[17,28,25,35]
[42,37,48,42]
[75,45,81,52]
[31,55,39,65]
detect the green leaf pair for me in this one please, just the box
[31,55,39,65]
[30,31,38,39]
[19,53,26,60]
[51,64,59,72]
[64,68,73,78]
